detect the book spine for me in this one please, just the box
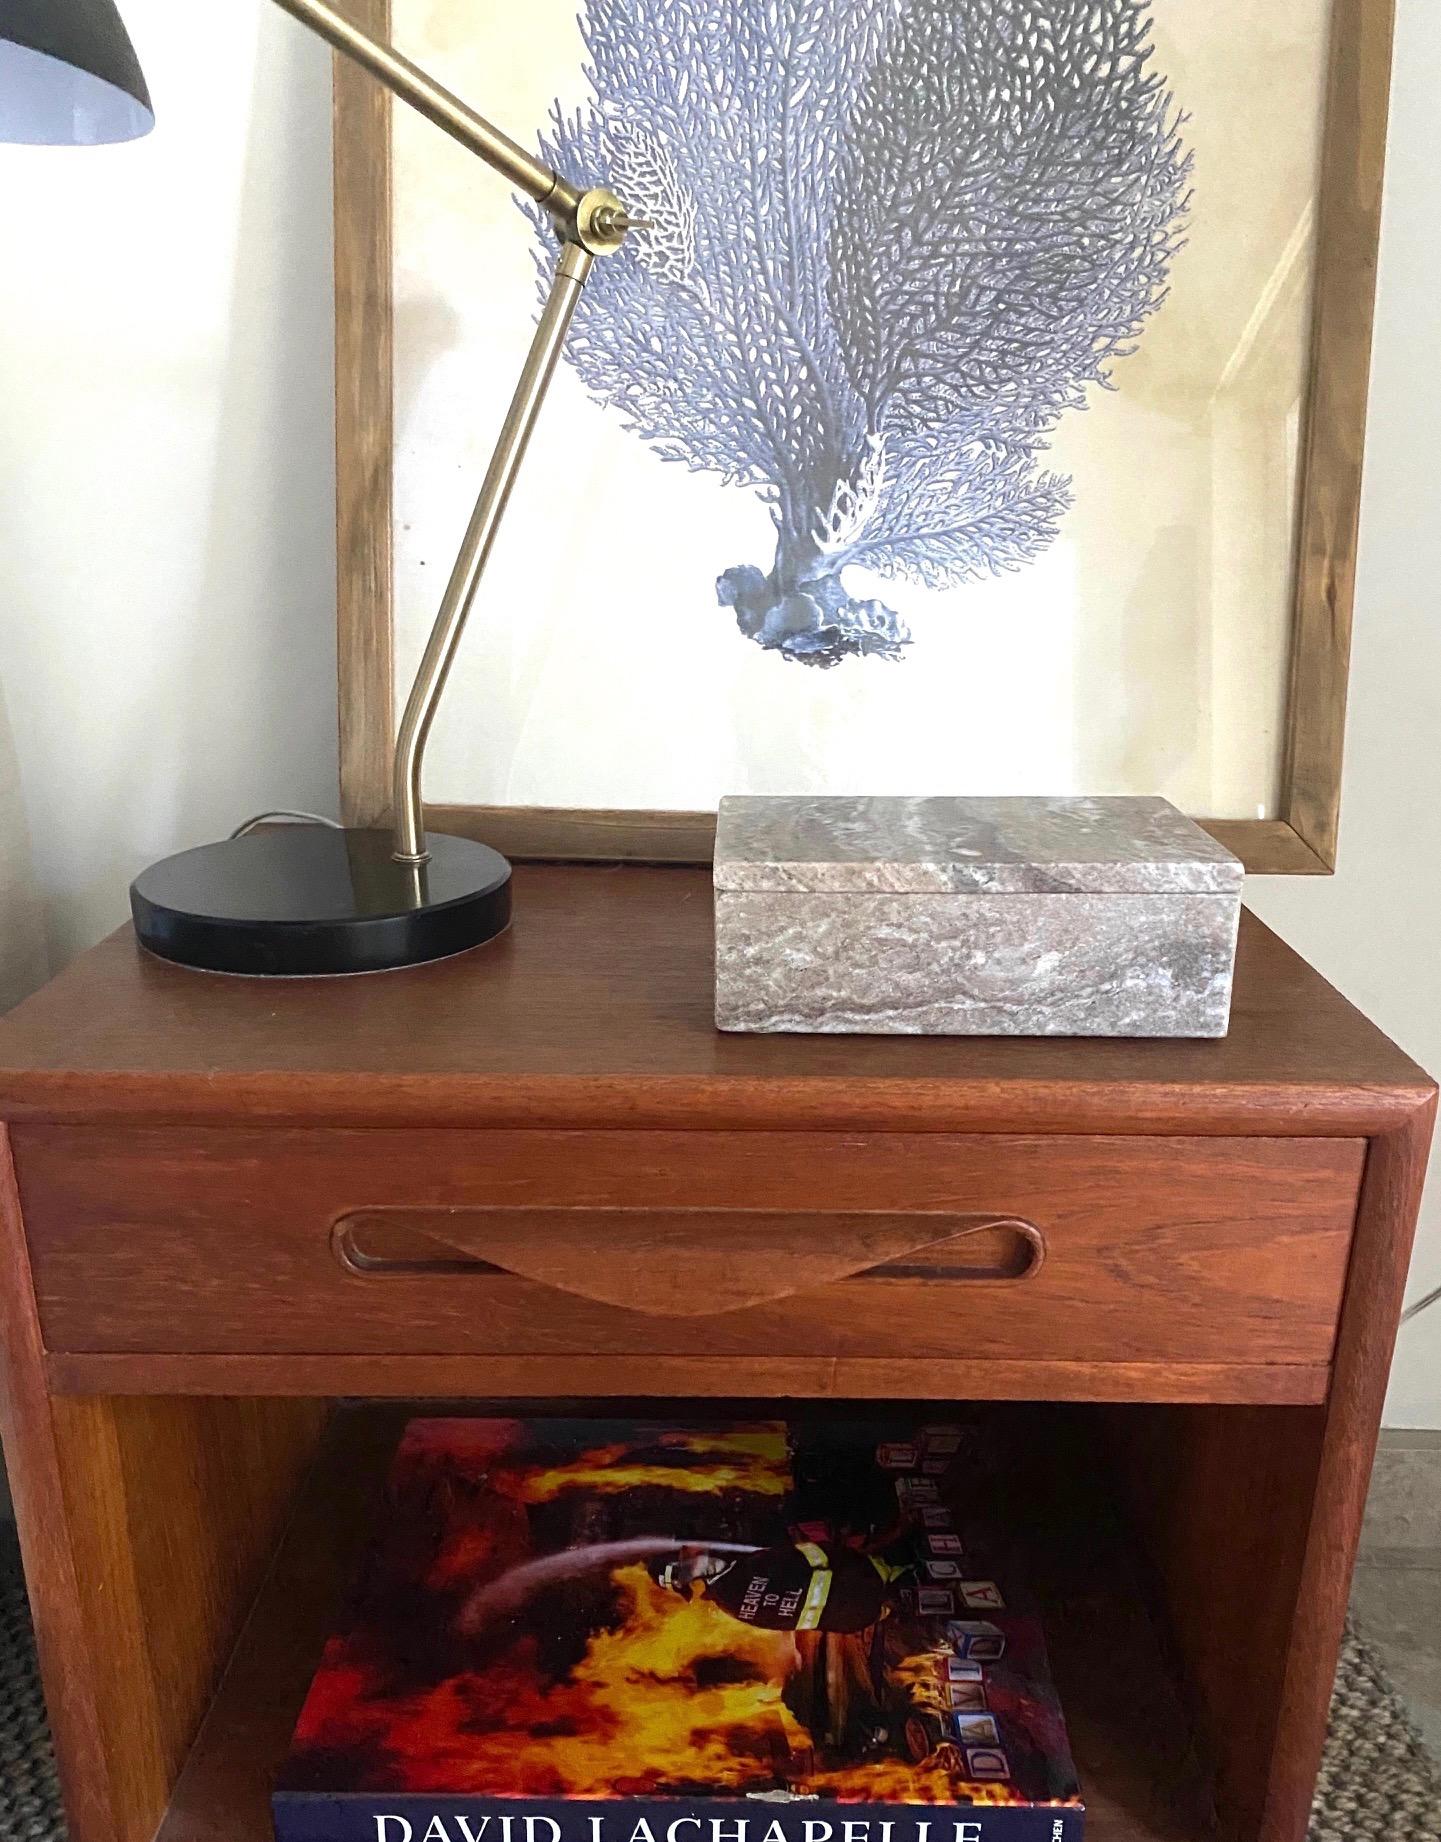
[272,1796,1085,1842]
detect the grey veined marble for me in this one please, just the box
[715,793,1243,895]
[713,796,1242,1038]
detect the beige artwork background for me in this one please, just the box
[387,0,1329,822]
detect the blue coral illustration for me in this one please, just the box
[537,0,1191,666]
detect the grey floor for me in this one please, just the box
[1354,1431,1441,1758]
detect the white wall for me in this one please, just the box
[0,1,338,969]
[1248,0,1441,1428]
[0,4,1437,1419]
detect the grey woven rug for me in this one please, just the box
[1,1534,60,1842]
[1,1530,1436,1838]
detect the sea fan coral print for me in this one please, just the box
[538,0,1191,666]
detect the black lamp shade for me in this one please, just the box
[0,0,153,145]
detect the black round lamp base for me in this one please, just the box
[130,828,512,977]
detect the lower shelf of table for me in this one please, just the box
[148,1402,1217,1842]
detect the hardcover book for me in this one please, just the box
[274,1417,1084,1842]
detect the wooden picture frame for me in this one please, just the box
[333,0,1394,874]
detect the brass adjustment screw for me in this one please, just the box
[573,186,656,254]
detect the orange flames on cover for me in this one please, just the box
[291,1425,1071,1811]
[511,1430,791,1503]
[298,1564,806,1797]
[883,1653,952,1717]
[810,1764,1019,1808]
[297,1571,1034,1806]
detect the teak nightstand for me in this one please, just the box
[0,865,1432,1842]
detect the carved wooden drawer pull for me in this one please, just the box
[332,1207,1046,1317]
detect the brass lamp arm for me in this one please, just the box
[268,0,592,233]
[270,0,645,254]
[391,240,594,864]
[268,0,644,864]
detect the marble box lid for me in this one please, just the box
[713,795,1244,896]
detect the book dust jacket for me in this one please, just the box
[274,1418,1084,1842]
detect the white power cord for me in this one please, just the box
[229,811,344,839]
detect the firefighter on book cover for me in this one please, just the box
[652,1533,915,1633]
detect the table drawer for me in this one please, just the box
[15,1126,1362,1365]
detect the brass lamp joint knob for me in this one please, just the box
[571,186,654,254]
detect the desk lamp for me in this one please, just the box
[0,0,646,974]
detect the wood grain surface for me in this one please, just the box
[0,1132,113,1842]
[1262,1104,1438,1836]
[44,1394,328,1842]
[333,0,394,831]
[17,1128,1361,1370]
[1103,1097,1437,1840]
[433,810,1337,879]
[0,858,1430,1842]
[0,1128,327,1842]
[1106,1404,1325,1838]
[41,1351,1333,1406]
[0,871,1428,1134]
[1281,0,1396,868]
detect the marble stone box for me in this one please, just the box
[713,795,1243,1038]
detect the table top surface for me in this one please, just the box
[0,864,1429,1134]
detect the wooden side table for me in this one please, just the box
[0,865,1431,1842]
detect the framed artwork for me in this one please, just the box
[333,0,1393,872]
